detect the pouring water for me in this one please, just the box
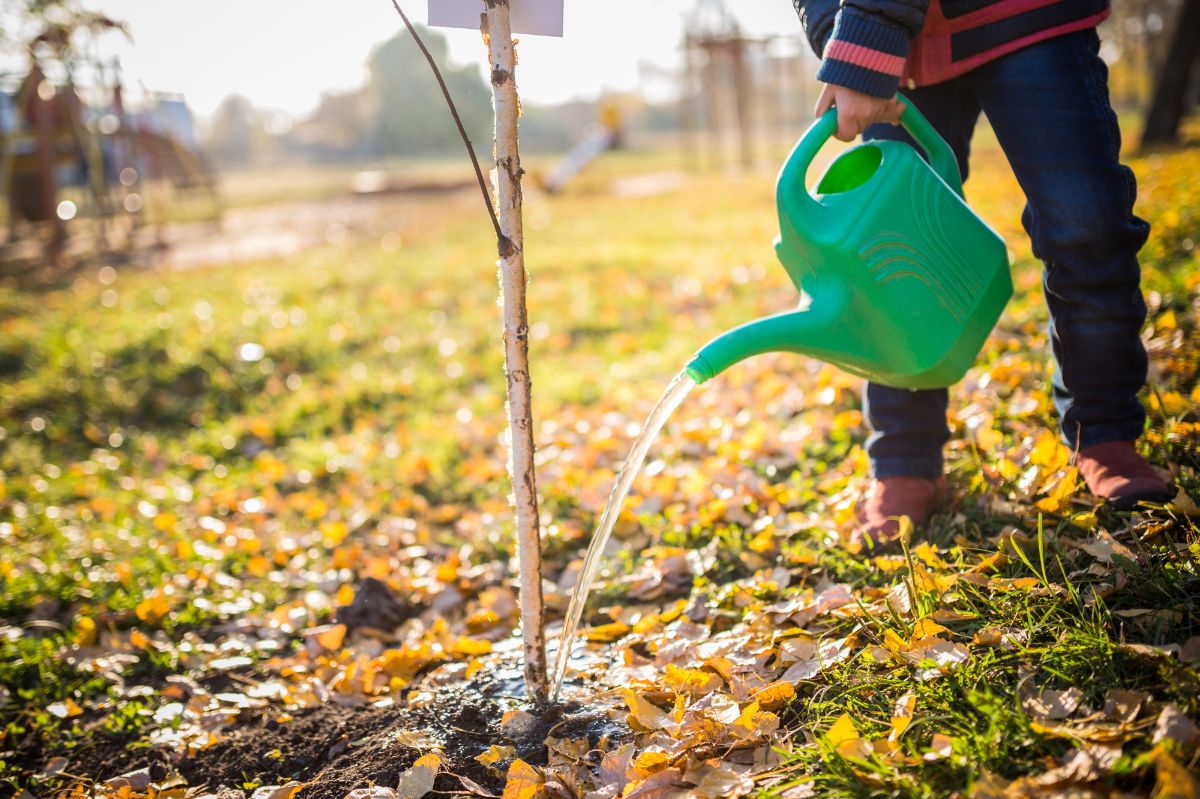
[550,369,695,699]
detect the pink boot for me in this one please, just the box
[1075,441,1174,510]
[852,476,947,547]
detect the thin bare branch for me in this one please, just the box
[387,0,506,251]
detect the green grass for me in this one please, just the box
[0,133,1197,797]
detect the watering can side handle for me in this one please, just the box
[776,108,839,214]
[897,94,965,198]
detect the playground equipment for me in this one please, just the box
[538,96,628,194]
[679,0,818,171]
[686,96,1012,389]
[1,56,219,263]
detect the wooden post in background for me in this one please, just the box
[484,0,549,706]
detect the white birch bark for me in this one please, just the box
[485,0,548,706]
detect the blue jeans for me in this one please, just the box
[861,29,1151,479]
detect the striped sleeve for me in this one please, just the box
[815,8,911,98]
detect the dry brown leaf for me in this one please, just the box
[1025,743,1122,788]
[542,766,581,799]
[1119,642,1179,658]
[730,700,780,740]
[345,789,399,799]
[623,768,687,799]
[458,775,498,798]
[929,609,978,622]
[924,734,954,761]
[682,760,754,799]
[1023,687,1084,721]
[546,736,589,768]
[909,641,970,681]
[35,757,70,780]
[1079,531,1136,564]
[395,730,442,750]
[972,626,1028,650]
[624,690,673,732]
[250,783,304,799]
[1030,719,1136,744]
[1179,636,1200,663]
[500,709,537,738]
[102,767,151,791]
[699,692,742,725]
[779,636,852,682]
[1103,690,1150,724]
[776,781,816,798]
[396,753,441,799]
[597,743,634,789]
[702,656,734,682]
[1152,704,1200,746]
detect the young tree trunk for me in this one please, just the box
[485,0,548,707]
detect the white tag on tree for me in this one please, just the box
[428,0,564,36]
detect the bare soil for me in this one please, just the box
[60,665,623,799]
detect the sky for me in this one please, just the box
[66,1,806,118]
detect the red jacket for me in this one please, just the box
[795,0,1111,98]
[904,0,1110,87]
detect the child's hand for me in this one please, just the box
[815,84,904,142]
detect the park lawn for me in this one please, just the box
[0,135,1198,798]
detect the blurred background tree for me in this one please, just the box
[364,26,492,157]
[1139,0,1200,145]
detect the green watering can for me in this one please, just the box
[685,95,1011,389]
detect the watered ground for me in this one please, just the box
[1,131,1198,799]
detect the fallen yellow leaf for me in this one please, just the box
[889,693,916,742]
[47,698,83,719]
[135,593,170,624]
[911,618,950,640]
[501,759,544,799]
[476,745,517,766]
[623,689,671,732]
[1151,744,1200,799]
[826,713,858,747]
[632,750,670,776]
[755,681,796,710]
[662,664,722,696]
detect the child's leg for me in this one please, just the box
[861,83,982,479]
[968,30,1151,450]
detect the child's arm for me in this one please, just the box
[792,0,928,140]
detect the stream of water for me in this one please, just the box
[550,369,697,700]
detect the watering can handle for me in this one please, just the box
[897,95,964,197]
[777,93,964,209]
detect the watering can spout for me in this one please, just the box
[685,286,859,384]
